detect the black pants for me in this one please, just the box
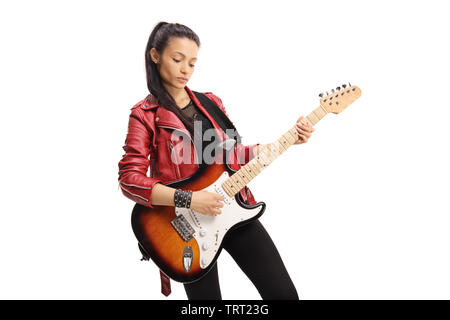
[183,219,299,300]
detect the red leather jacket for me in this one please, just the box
[118,85,260,208]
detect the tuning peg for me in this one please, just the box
[331,88,335,93]
[326,91,329,95]
[342,84,347,89]
[348,82,351,87]
[336,86,341,91]
[319,93,324,98]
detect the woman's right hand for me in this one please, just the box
[189,190,225,216]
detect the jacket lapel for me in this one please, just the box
[144,86,225,142]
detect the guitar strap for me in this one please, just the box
[194,91,252,204]
[192,91,242,144]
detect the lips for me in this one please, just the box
[177,77,188,82]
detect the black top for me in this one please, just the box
[180,99,219,169]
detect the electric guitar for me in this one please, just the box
[131,84,362,283]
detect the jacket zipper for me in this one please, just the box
[169,140,182,178]
[158,125,200,170]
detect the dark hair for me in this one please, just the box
[145,22,201,134]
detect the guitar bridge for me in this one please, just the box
[171,214,195,242]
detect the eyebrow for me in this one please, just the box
[174,51,197,61]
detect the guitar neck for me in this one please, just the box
[221,105,328,197]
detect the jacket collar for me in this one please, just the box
[143,85,224,141]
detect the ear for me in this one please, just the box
[149,47,160,64]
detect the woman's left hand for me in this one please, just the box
[294,115,314,145]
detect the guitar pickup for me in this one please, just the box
[171,214,195,242]
[214,185,231,205]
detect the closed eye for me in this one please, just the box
[173,58,195,67]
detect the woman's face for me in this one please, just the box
[150,37,198,90]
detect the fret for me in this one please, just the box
[225,180,237,192]
[264,143,279,160]
[309,106,327,125]
[290,127,300,140]
[222,179,231,191]
[285,130,297,144]
[258,147,273,164]
[318,104,328,115]
[302,116,314,126]
[271,141,284,155]
[237,169,251,185]
[239,168,251,182]
[306,114,315,125]
[231,174,245,190]
[235,171,247,188]
[225,178,235,190]
[305,114,314,125]
[252,157,264,172]
[264,143,282,167]
[247,160,261,175]
[261,149,275,165]
[274,138,288,153]
[256,152,270,168]
[265,143,276,156]
[222,182,233,197]
[283,131,294,147]
[234,177,245,191]
[309,110,320,124]
[244,160,257,176]
[241,164,256,179]
[313,106,325,120]
[278,136,290,149]
[318,105,328,117]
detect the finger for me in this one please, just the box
[216,194,225,200]
[296,123,313,132]
[296,123,307,131]
[215,200,224,208]
[296,120,312,127]
[296,128,308,137]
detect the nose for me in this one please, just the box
[180,62,191,74]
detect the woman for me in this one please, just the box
[118,22,314,300]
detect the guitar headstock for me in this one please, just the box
[319,83,361,114]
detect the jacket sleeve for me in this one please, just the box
[203,92,260,165]
[118,107,163,208]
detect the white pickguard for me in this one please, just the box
[174,171,261,269]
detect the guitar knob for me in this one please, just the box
[202,243,209,251]
[199,230,207,237]
[201,257,208,266]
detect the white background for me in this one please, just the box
[0,0,449,299]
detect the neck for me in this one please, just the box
[164,83,190,108]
